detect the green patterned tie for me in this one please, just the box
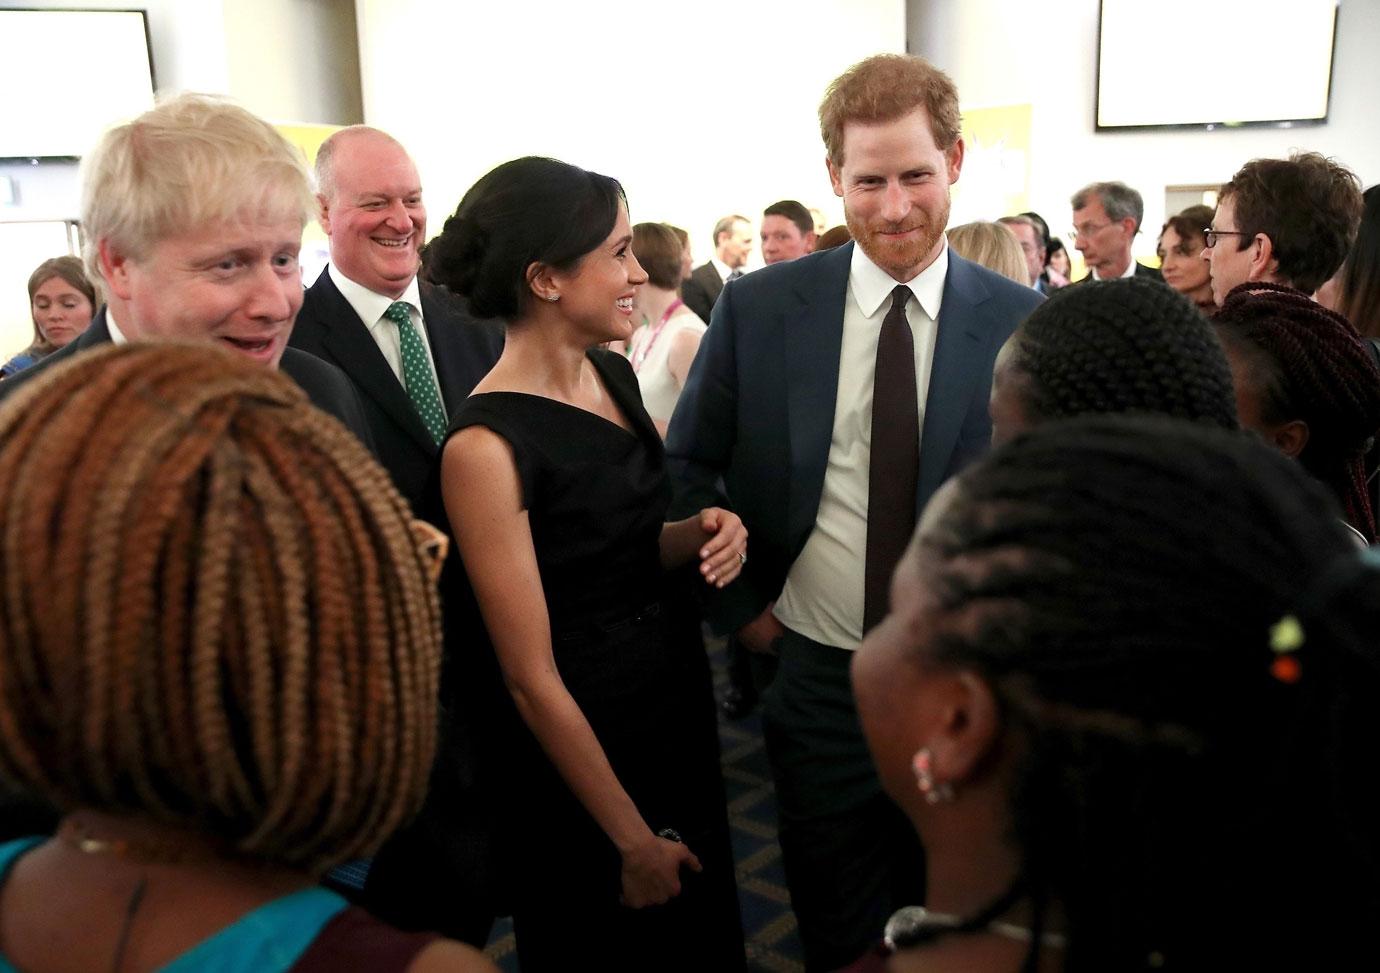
[384,301,447,444]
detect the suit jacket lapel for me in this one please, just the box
[308,271,435,452]
[917,254,990,507]
[785,244,851,552]
[82,310,113,348]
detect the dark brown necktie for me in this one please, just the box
[864,285,920,633]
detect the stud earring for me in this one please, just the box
[545,294,560,302]
[912,748,955,805]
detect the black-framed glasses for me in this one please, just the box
[1204,228,1246,248]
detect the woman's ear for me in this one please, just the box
[527,261,560,304]
[926,670,1002,788]
[1271,418,1310,459]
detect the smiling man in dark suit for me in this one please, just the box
[290,126,503,507]
[667,54,1042,971]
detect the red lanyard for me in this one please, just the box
[632,298,684,373]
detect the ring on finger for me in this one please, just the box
[738,551,747,565]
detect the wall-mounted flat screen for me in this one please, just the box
[0,9,156,159]
[1096,0,1338,131]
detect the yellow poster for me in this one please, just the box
[950,104,1031,225]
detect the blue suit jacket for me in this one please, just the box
[665,242,1043,634]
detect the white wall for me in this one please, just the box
[224,0,363,126]
[355,0,905,264]
[909,0,1380,263]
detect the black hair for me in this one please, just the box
[1020,210,1051,250]
[1213,281,1380,540]
[916,414,1380,970]
[428,156,625,320]
[1337,184,1380,339]
[1005,276,1238,429]
[763,199,814,236]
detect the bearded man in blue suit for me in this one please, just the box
[667,54,1042,971]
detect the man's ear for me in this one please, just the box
[827,156,844,198]
[804,230,818,254]
[317,193,333,234]
[945,137,965,186]
[98,239,134,302]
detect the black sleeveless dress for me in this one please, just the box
[425,350,744,971]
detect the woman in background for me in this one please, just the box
[628,221,707,436]
[0,343,494,973]
[1214,283,1380,544]
[852,414,1380,971]
[424,157,746,971]
[1157,204,1216,313]
[1,256,95,378]
[1322,185,1380,338]
[947,221,1030,286]
[1044,238,1071,289]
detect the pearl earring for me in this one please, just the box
[912,748,955,805]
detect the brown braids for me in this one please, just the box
[1214,282,1380,541]
[0,343,441,874]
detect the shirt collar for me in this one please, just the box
[711,256,736,282]
[1093,253,1138,281]
[848,239,948,320]
[106,310,128,345]
[329,265,423,326]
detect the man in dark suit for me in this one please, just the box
[290,126,503,508]
[0,95,372,450]
[1070,180,1165,284]
[681,213,754,324]
[667,54,1042,972]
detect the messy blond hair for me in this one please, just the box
[80,93,314,283]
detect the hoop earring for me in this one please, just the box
[912,748,955,805]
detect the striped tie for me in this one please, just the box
[384,301,446,444]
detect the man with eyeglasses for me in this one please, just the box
[1069,181,1163,284]
[1202,152,1363,308]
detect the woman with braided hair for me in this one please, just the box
[850,414,1380,972]
[1213,281,1380,543]
[0,344,496,972]
[988,276,1238,446]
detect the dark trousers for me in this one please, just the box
[761,627,925,972]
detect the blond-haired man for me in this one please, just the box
[667,54,1042,969]
[0,93,372,448]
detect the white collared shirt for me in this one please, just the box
[328,266,443,399]
[107,312,128,345]
[711,257,738,283]
[773,242,947,651]
[1092,253,1139,281]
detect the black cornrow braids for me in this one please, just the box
[1214,280,1380,541]
[917,415,1380,971]
[1009,276,1238,430]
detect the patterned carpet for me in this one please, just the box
[484,635,804,971]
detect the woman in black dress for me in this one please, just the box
[423,157,747,970]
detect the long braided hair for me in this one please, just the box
[0,344,442,874]
[1213,281,1380,541]
[910,414,1380,970]
[1003,276,1239,429]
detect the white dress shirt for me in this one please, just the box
[328,266,443,402]
[1092,254,1140,281]
[773,242,948,651]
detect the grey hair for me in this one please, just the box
[1071,181,1145,232]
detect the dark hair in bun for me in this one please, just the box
[429,156,625,320]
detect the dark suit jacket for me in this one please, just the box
[290,269,504,507]
[681,260,724,326]
[0,310,377,454]
[666,243,1043,635]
